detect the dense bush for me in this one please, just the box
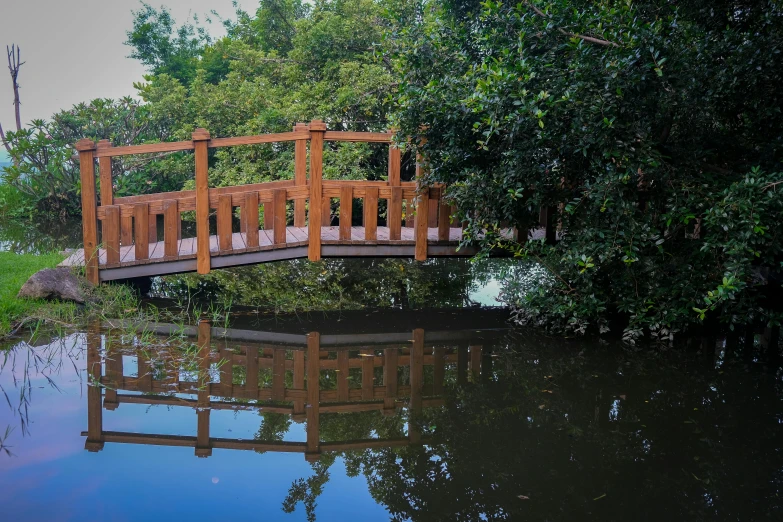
[387,0,783,337]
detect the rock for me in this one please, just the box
[17,268,88,304]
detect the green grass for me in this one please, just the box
[0,251,71,335]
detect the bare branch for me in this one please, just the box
[0,121,11,155]
[526,2,620,48]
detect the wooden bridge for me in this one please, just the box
[82,319,504,459]
[63,121,526,284]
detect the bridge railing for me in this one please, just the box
[75,120,459,284]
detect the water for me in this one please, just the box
[0,218,83,254]
[1,305,781,521]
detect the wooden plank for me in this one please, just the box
[308,120,326,261]
[324,131,392,143]
[389,186,402,240]
[218,194,233,251]
[339,185,353,240]
[245,346,259,391]
[414,189,429,261]
[361,349,374,400]
[272,349,286,401]
[76,140,99,285]
[470,345,482,381]
[410,328,424,411]
[133,203,150,261]
[438,200,451,241]
[94,140,194,158]
[163,200,179,258]
[273,189,287,245]
[244,191,259,248]
[388,145,401,186]
[433,347,445,395]
[103,205,121,265]
[294,123,308,227]
[428,197,439,228]
[148,214,158,244]
[337,350,349,401]
[112,180,293,207]
[306,332,321,459]
[97,140,113,206]
[120,215,133,246]
[209,130,309,148]
[263,201,274,230]
[364,187,378,241]
[194,129,211,274]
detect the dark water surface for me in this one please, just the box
[1,304,781,521]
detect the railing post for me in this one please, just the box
[193,129,211,274]
[308,120,326,261]
[76,139,99,285]
[414,139,429,261]
[305,332,321,462]
[293,123,308,227]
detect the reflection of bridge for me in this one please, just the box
[62,121,551,284]
[83,321,502,460]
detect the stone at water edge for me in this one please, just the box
[17,267,89,304]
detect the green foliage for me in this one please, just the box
[388,0,783,337]
[1,98,182,216]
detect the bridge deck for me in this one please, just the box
[61,226,515,281]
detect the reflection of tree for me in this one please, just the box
[254,412,292,452]
[283,460,331,522]
[155,257,506,312]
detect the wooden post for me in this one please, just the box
[163,200,179,258]
[364,187,378,241]
[469,345,482,382]
[272,348,286,401]
[273,189,287,244]
[103,345,123,411]
[193,129,211,274]
[294,123,308,227]
[97,140,113,206]
[433,347,445,395]
[414,188,429,261]
[244,191,260,248]
[220,346,234,396]
[245,346,259,397]
[361,349,374,400]
[85,324,104,451]
[133,203,150,261]
[308,120,326,261]
[339,185,353,240]
[388,143,401,186]
[293,350,306,420]
[76,139,99,285]
[337,350,349,401]
[196,319,212,457]
[438,198,451,241]
[217,194,233,251]
[383,347,398,414]
[103,205,121,265]
[409,328,424,443]
[306,332,321,461]
[389,187,402,240]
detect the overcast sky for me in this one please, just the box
[0,0,240,148]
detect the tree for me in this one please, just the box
[0,45,24,158]
[387,0,783,338]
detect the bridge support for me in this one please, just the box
[193,129,211,274]
[76,139,99,285]
[308,120,326,261]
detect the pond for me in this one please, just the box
[1,294,781,520]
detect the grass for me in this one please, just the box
[0,251,73,336]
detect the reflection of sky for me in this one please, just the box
[0,338,391,521]
[469,277,502,306]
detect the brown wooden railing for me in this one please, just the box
[75,120,465,285]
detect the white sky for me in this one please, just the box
[0,0,240,136]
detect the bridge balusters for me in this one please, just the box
[243,191,260,248]
[414,187,429,261]
[103,205,121,265]
[133,203,150,261]
[217,194,233,252]
[263,192,275,231]
[361,348,375,400]
[273,189,287,244]
[438,195,451,241]
[364,186,379,241]
[163,200,179,258]
[339,185,353,240]
[294,123,309,227]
